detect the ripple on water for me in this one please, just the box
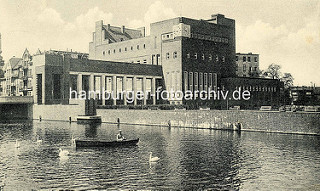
[1,121,320,190]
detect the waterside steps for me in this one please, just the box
[76,115,102,124]
[76,98,101,124]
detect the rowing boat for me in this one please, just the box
[75,138,139,148]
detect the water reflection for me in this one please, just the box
[0,120,320,190]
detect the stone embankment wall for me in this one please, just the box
[33,100,85,122]
[97,109,320,135]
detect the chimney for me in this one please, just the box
[95,20,103,32]
[138,27,145,37]
[121,25,125,33]
[211,14,225,25]
[106,24,110,30]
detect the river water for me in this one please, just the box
[0,120,320,190]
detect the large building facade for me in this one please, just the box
[1,13,283,110]
[1,49,33,96]
[32,52,163,106]
[89,14,236,105]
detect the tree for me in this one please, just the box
[0,69,4,78]
[263,63,282,79]
[281,73,294,89]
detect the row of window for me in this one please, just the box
[166,51,178,59]
[102,44,147,56]
[191,33,229,44]
[236,56,258,62]
[187,53,225,62]
[183,71,217,92]
[234,86,277,92]
[161,32,229,44]
[130,54,161,65]
[242,65,258,72]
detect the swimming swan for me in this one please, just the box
[59,148,70,157]
[36,136,43,144]
[15,140,20,148]
[149,152,160,162]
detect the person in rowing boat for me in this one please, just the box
[117,130,126,141]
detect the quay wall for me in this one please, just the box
[33,100,85,122]
[97,109,320,135]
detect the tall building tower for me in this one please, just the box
[89,14,236,106]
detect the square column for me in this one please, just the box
[112,75,117,105]
[152,77,156,105]
[89,74,94,91]
[77,73,82,96]
[101,75,106,105]
[123,75,127,105]
[143,76,147,105]
[42,73,45,104]
[133,76,137,105]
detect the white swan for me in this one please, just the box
[15,140,20,148]
[59,148,70,157]
[36,136,43,144]
[149,152,160,162]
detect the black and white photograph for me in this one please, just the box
[0,0,320,190]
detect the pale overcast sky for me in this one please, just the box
[0,0,319,86]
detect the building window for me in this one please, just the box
[209,54,212,61]
[236,56,238,61]
[108,50,111,54]
[243,64,246,72]
[202,53,205,60]
[103,51,105,56]
[143,59,147,64]
[120,38,124,41]
[143,44,146,49]
[119,48,121,53]
[157,54,161,65]
[243,56,246,62]
[166,52,170,59]
[194,72,198,91]
[194,53,198,59]
[254,57,258,62]
[248,56,251,62]
[187,53,190,59]
[131,46,133,51]
[125,47,127,51]
[249,67,252,71]
[199,72,203,91]
[173,51,178,59]
[204,73,208,90]
[209,73,212,88]
[137,45,140,50]
[184,71,188,91]
[137,60,140,64]
[189,72,193,91]
[113,49,116,53]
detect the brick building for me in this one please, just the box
[32,52,163,106]
[28,13,284,109]
[89,14,236,105]
[221,77,284,109]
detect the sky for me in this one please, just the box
[0,0,319,86]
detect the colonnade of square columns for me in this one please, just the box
[74,72,159,105]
